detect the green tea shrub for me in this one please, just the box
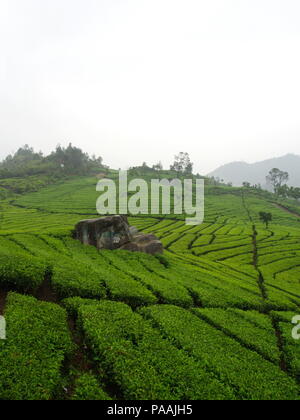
[71,373,112,400]
[0,293,73,400]
[0,252,46,291]
[140,305,299,400]
[76,300,235,400]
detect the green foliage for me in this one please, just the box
[76,300,235,400]
[192,308,280,363]
[1,173,300,400]
[140,305,299,400]
[51,263,107,299]
[62,297,99,317]
[102,250,193,308]
[0,144,107,179]
[275,321,300,379]
[170,152,193,175]
[0,174,65,194]
[0,252,46,291]
[71,373,112,400]
[259,211,273,228]
[266,168,289,194]
[0,293,73,400]
[271,312,300,379]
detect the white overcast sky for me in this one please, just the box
[1,0,300,173]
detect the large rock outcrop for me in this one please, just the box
[74,215,163,255]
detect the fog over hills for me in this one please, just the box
[208,154,300,188]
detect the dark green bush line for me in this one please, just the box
[71,373,112,401]
[7,235,37,257]
[0,252,47,292]
[0,236,29,256]
[60,239,157,307]
[51,263,107,300]
[5,234,152,307]
[72,299,236,400]
[173,253,298,311]
[62,297,99,317]
[270,311,299,323]
[143,254,269,311]
[270,312,300,380]
[103,276,157,308]
[140,305,299,400]
[36,234,72,257]
[1,234,156,307]
[266,282,300,304]
[191,308,280,364]
[100,251,193,308]
[87,255,157,307]
[278,322,300,380]
[0,293,73,400]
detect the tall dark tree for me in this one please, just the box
[288,186,300,200]
[152,161,163,171]
[277,184,290,198]
[242,182,251,188]
[259,212,273,229]
[170,152,193,175]
[266,168,289,194]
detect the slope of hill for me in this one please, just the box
[208,154,300,188]
[0,175,300,400]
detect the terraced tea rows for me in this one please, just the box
[0,176,300,400]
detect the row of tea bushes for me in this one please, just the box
[66,298,236,400]
[271,311,300,380]
[101,250,193,308]
[0,252,46,292]
[0,293,73,400]
[192,308,280,364]
[140,305,299,400]
[71,373,112,401]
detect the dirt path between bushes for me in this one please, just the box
[0,289,8,315]
[272,203,300,218]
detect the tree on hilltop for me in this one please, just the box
[152,161,163,171]
[49,143,104,175]
[242,182,251,188]
[266,168,289,195]
[170,152,193,175]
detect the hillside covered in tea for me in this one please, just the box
[0,173,300,400]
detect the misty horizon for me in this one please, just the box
[0,143,299,176]
[1,0,300,174]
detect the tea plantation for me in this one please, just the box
[0,176,300,400]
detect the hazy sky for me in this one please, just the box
[1,0,300,174]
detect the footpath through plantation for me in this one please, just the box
[0,175,300,400]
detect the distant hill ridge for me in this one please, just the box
[208,154,300,188]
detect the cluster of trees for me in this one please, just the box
[3,147,298,202]
[130,152,194,177]
[0,144,107,179]
[242,168,299,200]
[208,177,232,187]
[242,182,263,190]
[129,161,163,176]
[1,146,195,180]
[170,152,193,175]
[266,168,300,199]
[266,168,289,195]
[278,185,300,199]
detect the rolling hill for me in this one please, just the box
[0,173,300,400]
[208,154,300,188]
